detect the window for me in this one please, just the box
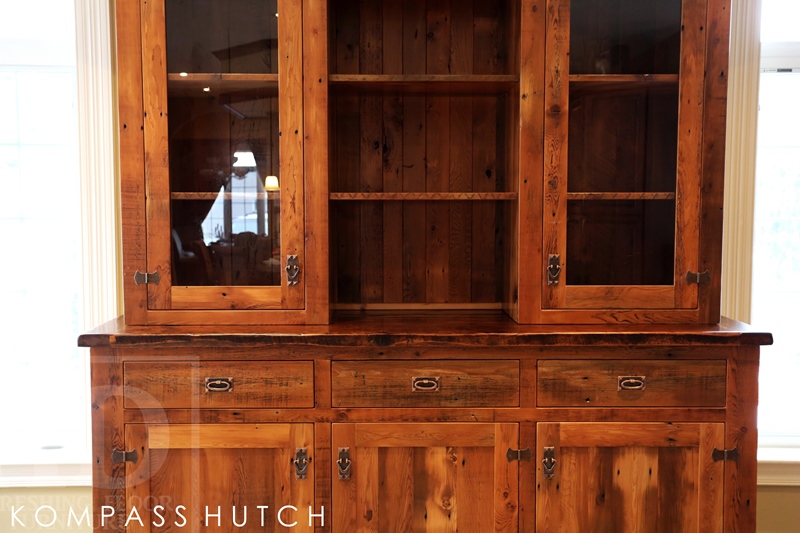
[752,0,800,466]
[0,0,117,486]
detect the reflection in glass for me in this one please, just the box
[567,200,675,285]
[165,0,281,287]
[569,0,682,75]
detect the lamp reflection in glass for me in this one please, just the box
[264,175,280,191]
[232,151,257,168]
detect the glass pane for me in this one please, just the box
[166,0,282,287]
[566,200,675,285]
[570,0,682,75]
[568,86,678,193]
[166,0,279,74]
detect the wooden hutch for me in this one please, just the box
[80,0,772,531]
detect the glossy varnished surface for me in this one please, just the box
[79,313,773,347]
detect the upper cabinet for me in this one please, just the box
[119,0,321,325]
[534,0,728,324]
[117,0,730,325]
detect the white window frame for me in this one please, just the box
[0,0,119,488]
[723,0,800,486]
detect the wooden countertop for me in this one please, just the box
[78,312,773,348]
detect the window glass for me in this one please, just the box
[753,2,800,444]
[0,1,86,465]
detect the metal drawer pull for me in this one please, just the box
[205,377,233,393]
[618,376,646,391]
[411,376,440,392]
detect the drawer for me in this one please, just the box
[123,361,314,409]
[537,360,727,407]
[332,360,519,408]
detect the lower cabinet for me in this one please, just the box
[331,423,520,532]
[122,423,316,532]
[536,422,725,533]
[86,329,765,532]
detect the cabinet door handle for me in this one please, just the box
[205,377,233,393]
[618,376,646,391]
[411,376,440,392]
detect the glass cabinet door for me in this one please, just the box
[141,0,304,311]
[543,0,705,311]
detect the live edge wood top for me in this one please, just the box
[78,313,772,348]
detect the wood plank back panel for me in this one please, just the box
[329,0,517,306]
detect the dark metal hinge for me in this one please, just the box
[133,270,161,286]
[712,447,739,462]
[111,448,139,464]
[686,270,711,285]
[506,447,532,462]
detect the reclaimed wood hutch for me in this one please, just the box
[80,0,772,531]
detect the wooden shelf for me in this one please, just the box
[567,192,676,201]
[570,74,679,84]
[568,74,679,94]
[329,74,519,94]
[168,73,278,97]
[172,192,278,201]
[330,192,518,201]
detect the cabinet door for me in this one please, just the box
[123,424,315,532]
[140,0,305,313]
[332,423,519,532]
[536,422,724,533]
[542,0,707,314]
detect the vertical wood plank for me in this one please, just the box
[699,0,732,323]
[542,0,569,309]
[457,446,494,531]
[423,447,458,532]
[360,0,385,304]
[315,422,332,532]
[471,97,498,302]
[402,0,428,303]
[277,0,305,309]
[612,447,659,533]
[303,0,330,323]
[657,446,698,533]
[357,444,381,532]
[141,0,172,310]
[495,423,519,533]
[674,0,707,309]
[124,424,150,533]
[516,0,546,323]
[382,1,405,303]
[379,447,415,532]
[92,348,126,532]
[725,346,760,533]
[332,0,361,303]
[536,423,561,533]
[426,0,452,303]
[118,0,147,323]
[332,424,357,532]
[699,424,725,533]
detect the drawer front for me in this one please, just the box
[332,360,519,408]
[124,361,314,409]
[537,360,727,407]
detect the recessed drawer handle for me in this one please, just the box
[411,376,440,392]
[205,377,233,393]
[618,376,646,391]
